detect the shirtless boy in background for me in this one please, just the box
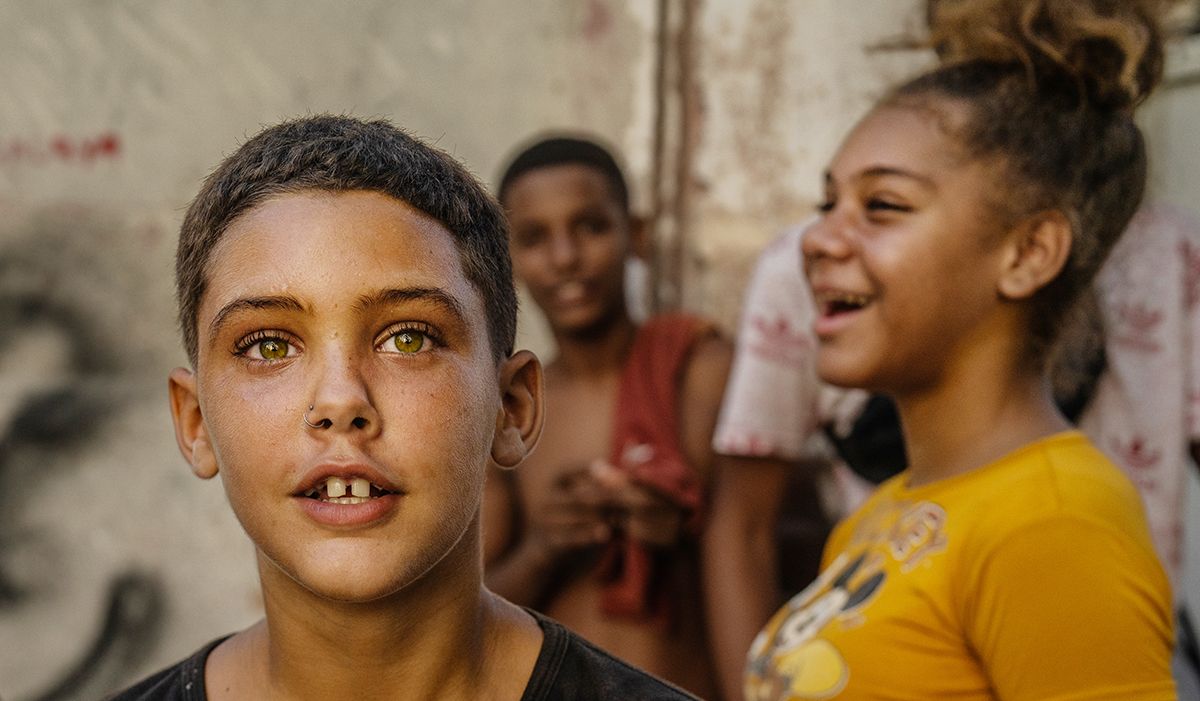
[483,136,733,699]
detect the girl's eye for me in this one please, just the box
[380,327,434,355]
[817,200,835,213]
[866,198,911,213]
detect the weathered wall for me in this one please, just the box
[683,0,930,327]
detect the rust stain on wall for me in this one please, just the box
[582,0,613,42]
[565,1,644,134]
[706,0,807,221]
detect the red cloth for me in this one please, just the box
[596,313,715,621]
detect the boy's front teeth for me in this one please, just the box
[326,477,347,497]
[350,478,371,497]
[308,476,375,500]
[327,476,372,498]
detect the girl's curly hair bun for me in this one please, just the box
[929,0,1165,111]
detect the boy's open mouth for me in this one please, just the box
[303,476,395,505]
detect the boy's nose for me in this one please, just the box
[305,353,381,438]
[548,230,581,270]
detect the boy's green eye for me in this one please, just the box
[259,339,289,360]
[393,331,426,354]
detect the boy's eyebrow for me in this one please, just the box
[206,288,469,343]
[208,296,306,343]
[356,287,468,324]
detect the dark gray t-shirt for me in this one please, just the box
[106,611,699,700]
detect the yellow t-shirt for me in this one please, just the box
[745,431,1175,701]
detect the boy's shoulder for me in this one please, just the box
[524,610,701,701]
[104,635,229,701]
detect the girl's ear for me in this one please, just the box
[490,350,545,469]
[997,211,1073,301]
[168,367,219,479]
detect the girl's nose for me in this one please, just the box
[801,211,853,263]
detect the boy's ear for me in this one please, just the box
[168,367,219,480]
[629,215,651,261]
[491,350,545,469]
[997,210,1073,301]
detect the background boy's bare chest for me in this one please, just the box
[516,375,618,500]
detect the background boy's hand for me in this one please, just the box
[589,459,685,547]
[525,466,614,560]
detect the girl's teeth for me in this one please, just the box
[350,478,370,498]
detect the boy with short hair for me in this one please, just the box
[109,116,696,700]
[484,136,735,699]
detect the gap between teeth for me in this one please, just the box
[305,476,379,500]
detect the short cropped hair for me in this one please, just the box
[176,115,516,366]
[497,135,629,211]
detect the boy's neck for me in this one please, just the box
[222,530,541,700]
[549,310,638,379]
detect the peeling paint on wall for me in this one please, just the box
[684,0,933,329]
[706,0,797,222]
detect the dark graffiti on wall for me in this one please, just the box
[0,210,166,700]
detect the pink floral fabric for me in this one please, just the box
[713,223,867,462]
[1081,202,1200,585]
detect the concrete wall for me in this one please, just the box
[685,0,929,327]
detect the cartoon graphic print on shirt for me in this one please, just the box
[744,501,947,701]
